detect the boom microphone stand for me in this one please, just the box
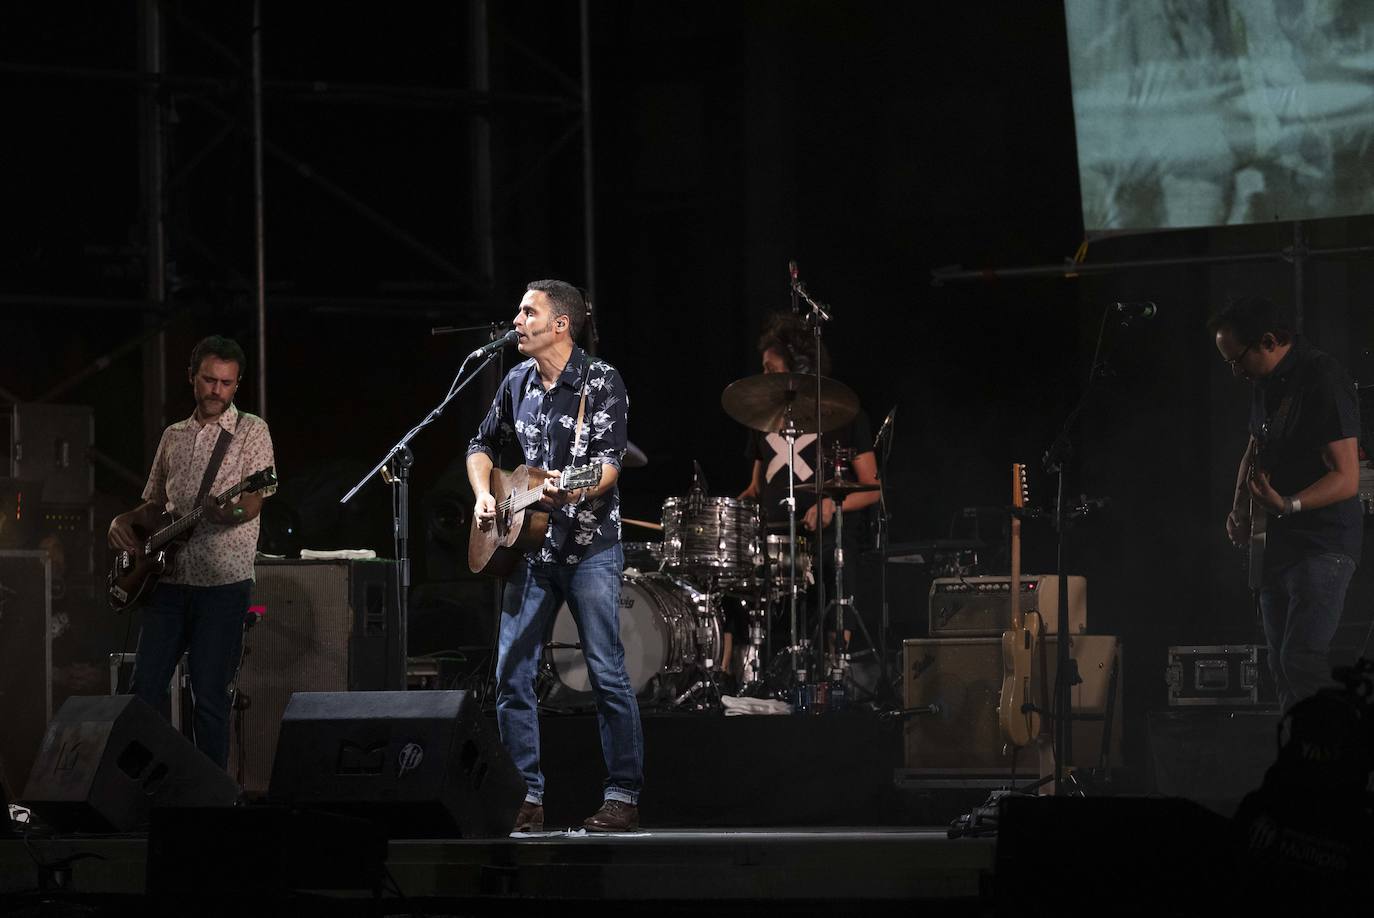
[1039,302,1123,790]
[341,328,513,689]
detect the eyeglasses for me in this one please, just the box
[1225,342,1254,369]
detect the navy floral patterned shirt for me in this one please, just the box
[466,346,628,565]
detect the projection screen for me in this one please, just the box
[1065,0,1374,232]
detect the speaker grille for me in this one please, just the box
[231,560,399,795]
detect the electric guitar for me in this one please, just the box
[998,462,1041,748]
[468,461,603,578]
[108,466,277,613]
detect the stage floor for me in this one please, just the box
[0,825,993,910]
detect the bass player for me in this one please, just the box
[107,335,276,770]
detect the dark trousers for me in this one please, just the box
[131,579,252,769]
[1260,552,1356,712]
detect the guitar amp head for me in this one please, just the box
[928,575,1087,637]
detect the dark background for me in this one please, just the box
[3,2,1373,777]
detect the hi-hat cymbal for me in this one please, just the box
[817,478,880,498]
[720,373,859,434]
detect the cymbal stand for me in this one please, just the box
[792,270,832,684]
[779,402,809,688]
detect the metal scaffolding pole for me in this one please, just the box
[138,0,167,465]
[580,0,596,312]
[251,0,268,416]
[470,0,495,290]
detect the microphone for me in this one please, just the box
[466,328,519,360]
[874,404,897,451]
[1114,301,1157,319]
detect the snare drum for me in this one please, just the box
[660,496,762,576]
[543,571,720,706]
[764,532,812,586]
[621,540,663,572]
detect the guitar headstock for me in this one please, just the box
[245,466,278,494]
[562,461,603,492]
[1012,462,1029,510]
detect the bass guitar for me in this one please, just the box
[468,461,603,578]
[108,466,277,613]
[998,462,1041,748]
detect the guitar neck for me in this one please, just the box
[1010,516,1022,629]
[147,478,253,550]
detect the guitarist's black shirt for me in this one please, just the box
[1250,336,1362,572]
[467,346,628,565]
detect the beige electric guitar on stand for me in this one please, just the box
[998,462,1041,749]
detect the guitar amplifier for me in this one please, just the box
[901,635,1123,771]
[230,559,403,795]
[928,575,1086,637]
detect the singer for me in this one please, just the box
[465,279,643,833]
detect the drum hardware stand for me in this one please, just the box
[791,268,832,687]
[778,405,808,690]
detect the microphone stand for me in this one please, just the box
[874,408,896,704]
[341,340,509,690]
[1039,303,1119,790]
[794,278,832,686]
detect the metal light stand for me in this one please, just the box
[341,342,508,689]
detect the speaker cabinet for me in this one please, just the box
[21,695,238,832]
[902,635,1124,771]
[231,559,402,795]
[267,690,525,838]
[0,550,51,796]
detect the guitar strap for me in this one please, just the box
[195,427,235,507]
[568,355,591,468]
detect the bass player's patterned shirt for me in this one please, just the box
[466,345,628,565]
[143,403,276,586]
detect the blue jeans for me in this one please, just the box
[1259,553,1356,712]
[496,544,643,806]
[132,580,252,769]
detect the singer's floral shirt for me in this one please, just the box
[467,345,628,565]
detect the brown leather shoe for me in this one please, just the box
[512,800,544,833]
[583,799,639,833]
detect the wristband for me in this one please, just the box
[1288,497,1301,515]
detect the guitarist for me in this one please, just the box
[465,280,641,834]
[107,335,276,769]
[1212,297,1361,713]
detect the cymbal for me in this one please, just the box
[624,440,648,469]
[817,478,879,498]
[721,373,859,434]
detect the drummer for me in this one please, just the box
[735,313,882,656]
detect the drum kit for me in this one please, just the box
[539,369,880,712]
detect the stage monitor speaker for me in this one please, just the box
[231,559,402,795]
[902,635,1124,771]
[1146,709,1279,816]
[267,690,524,839]
[995,795,1234,911]
[0,550,51,795]
[21,695,238,833]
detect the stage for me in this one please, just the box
[0,825,993,915]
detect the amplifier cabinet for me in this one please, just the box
[902,635,1122,772]
[928,574,1086,637]
[231,559,402,795]
[0,551,51,795]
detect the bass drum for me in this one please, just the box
[543,571,720,708]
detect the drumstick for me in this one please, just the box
[622,518,664,531]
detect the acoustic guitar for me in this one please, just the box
[998,462,1041,748]
[468,462,603,578]
[108,466,277,613]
